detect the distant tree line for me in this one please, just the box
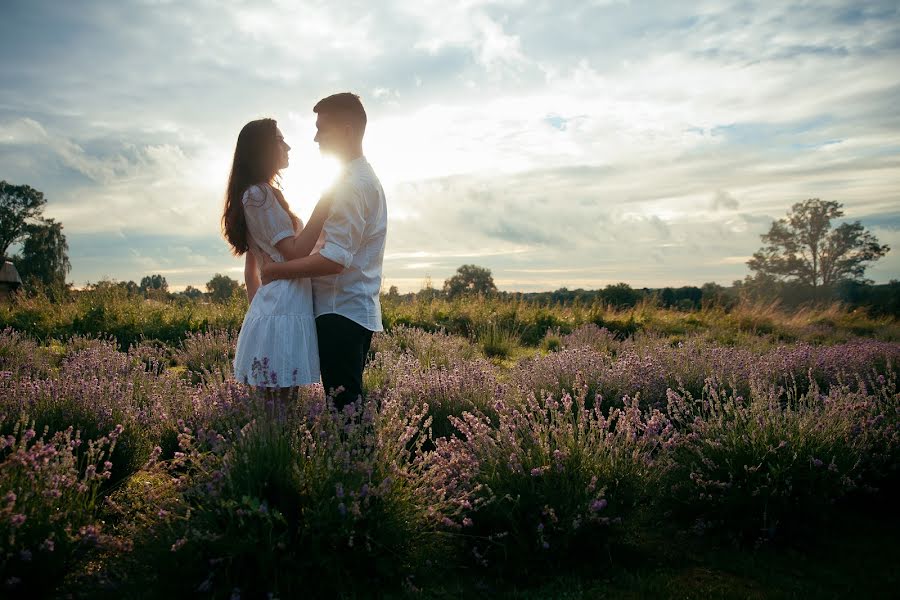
[4,182,893,315]
[84,273,244,303]
[396,199,896,316]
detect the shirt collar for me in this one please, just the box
[344,156,367,173]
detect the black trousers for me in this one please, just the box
[315,313,373,410]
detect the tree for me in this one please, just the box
[700,282,731,308]
[600,282,641,308]
[140,274,169,296]
[119,280,139,295]
[12,219,71,289]
[443,264,497,298]
[659,287,677,307]
[206,273,240,302]
[0,181,46,259]
[417,276,441,301]
[748,199,889,294]
[182,285,204,300]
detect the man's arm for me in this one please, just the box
[261,179,364,284]
[260,253,343,284]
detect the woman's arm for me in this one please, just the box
[244,251,260,303]
[273,191,333,261]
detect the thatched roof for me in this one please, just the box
[0,261,22,287]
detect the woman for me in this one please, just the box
[222,118,331,392]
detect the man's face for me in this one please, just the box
[314,113,339,156]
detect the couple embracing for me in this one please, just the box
[221,93,386,410]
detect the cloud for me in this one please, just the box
[1,0,898,291]
[711,190,739,211]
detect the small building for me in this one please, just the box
[0,260,23,301]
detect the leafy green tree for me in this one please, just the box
[0,180,46,259]
[600,282,641,308]
[748,199,889,294]
[659,287,677,307]
[206,273,240,302]
[119,280,140,295]
[700,282,731,308]
[182,285,204,300]
[140,274,169,296]
[417,276,441,301]
[12,219,71,289]
[443,264,497,298]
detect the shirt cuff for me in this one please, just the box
[318,241,353,268]
[270,230,294,247]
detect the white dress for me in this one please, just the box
[233,183,320,387]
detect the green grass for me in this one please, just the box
[402,500,900,599]
[4,289,897,350]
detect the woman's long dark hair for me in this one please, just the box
[222,118,284,255]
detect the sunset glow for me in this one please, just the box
[1,1,898,292]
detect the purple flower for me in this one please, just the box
[590,498,608,512]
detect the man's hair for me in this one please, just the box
[313,92,367,137]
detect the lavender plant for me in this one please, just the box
[372,352,504,440]
[0,415,118,596]
[431,388,675,573]
[103,392,459,597]
[173,329,238,384]
[663,374,898,542]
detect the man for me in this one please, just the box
[260,92,387,409]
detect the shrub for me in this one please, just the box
[663,376,893,542]
[0,415,118,597]
[173,329,237,384]
[432,390,674,574]
[475,321,519,359]
[106,393,458,597]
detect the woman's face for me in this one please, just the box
[275,126,291,169]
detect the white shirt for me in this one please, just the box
[313,157,387,332]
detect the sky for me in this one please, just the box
[1,0,898,293]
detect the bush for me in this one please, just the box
[663,376,895,542]
[106,394,458,597]
[173,329,237,384]
[432,389,674,574]
[0,415,118,597]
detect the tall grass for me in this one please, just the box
[3,288,897,350]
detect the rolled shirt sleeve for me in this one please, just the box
[318,180,365,269]
[242,184,295,249]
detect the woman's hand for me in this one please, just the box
[257,252,275,285]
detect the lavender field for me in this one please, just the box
[1,318,899,598]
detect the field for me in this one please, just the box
[1,290,899,598]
